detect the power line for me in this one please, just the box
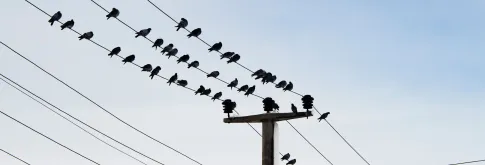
[450,159,485,165]
[0,109,100,165]
[324,119,370,165]
[0,74,163,165]
[0,149,31,165]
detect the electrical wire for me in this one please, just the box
[0,149,31,165]
[0,74,162,165]
[450,159,485,165]
[325,119,370,165]
[0,109,100,165]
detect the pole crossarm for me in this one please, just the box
[223,112,312,123]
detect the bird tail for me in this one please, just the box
[188,65,191,68]
[49,20,54,26]
[177,61,181,64]
[167,81,171,86]
[187,34,191,38]
[207,75,210,78]
[135,34,140,38]
[176,26,181,31]
[318,119,322,122]
[78,36,83,40]
[150,75,154,79]
[227,60,232,64]
[208,48,213,52]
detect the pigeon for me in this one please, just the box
[262,72,273,84]
[152,39,164,49]
[252,69,266,77]
[220,52,234,59]
[122,55,135,64]
[244,85,255,96]
[281,153,290,161]
[106,8,120,20]
[149,66,161,79]
[161,44,174,55]
[227,54,240,63]
[108,47,121,57]
[273,102,280,111]
[207,71,220,78]
[318,112,330,122]
[48,11,62,26]
[254,70,267,80]
[275,80,287,88]
[135,28,151,38]
[201,88,211,96]
[141,64,153,72]
[291,104,298,114]
[175,18,188,31]
[212,92,222,101]
[176,80,188,87]
[283,82,293,92]
[78,31,94,40]
[195,85,205,95]
[167,73,178,86]
[187,61,199,68]
[60,19,74,30]
[287,159,296,165]
[268,75,277,83]
[208,42,222,52]
[166,48,178,59]
[187,28,202,38]
[177,55,190,64]
[227,78,238,89]
[237,85,249,92]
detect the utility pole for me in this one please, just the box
[224,111,312,165]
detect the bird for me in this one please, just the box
[175,18,188,31]
[177,55,190,64]
[141,64,152,72]
[149,66,161,79]
[252,69,266,77]
[291,104,298,114]
[212,92,222,101]
[201,88,211,96]
[135,28,151,38]
[227,78,238,89]
[187,61,199,68]
[152,39,164,49]
[238,85,249,92]
[208,42,222,52]
[287,159,296,165]
[48,11,62,26]
[283,82,293,92]
[318,112,330,122]
[187,28,202,38]
[78,31,94,40]
[108,47,121,58]
[106,8,120,20]
[275,80,287,88]
[244,85,255,96]
[167,73,178,86]
[195,85,205,95]
[122,55,135,64]
[281,153,290,161]
[161,44,173,55]
[176,80,188,87]
[60,19,74,30]
[207,71,220,78]
[166,48,178,59]
[273,102,280,111]
[220,52,234,59]
[262,72,273,84]
[268,75,277,83]
[227,54,240,63]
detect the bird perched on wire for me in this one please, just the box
[252,69,265,77]
[318,112,330,122]
[48,11,62,26]
[209,42,222,52]
[261,72,273,84]
[78,31,94,40]
[287,159,296,165]
[283,82,293,92]
[238,85,249,92]
[220,52,234,59]
[195,85,205,95]
[166,48,178,59]
[106,8,120,20]
[275,80,287,88]
[152,38,164,49]
[176,80,188,87]
[227,78,238,89]
[135,28,151,38]
[60,19,74,30]
[245,85,255,96]
[108,47,121,58]
[161,44,173,55]
[281,153,290,161]
[149,66,161,79]
[201,88,211,96]
[167,73,178,86]
[141,64,153,72]
[187,61,199,69]
[122,55,135,64]
[227,54,240,63]
[207,71,220,78]
[187,28,202,38]
[291,104,298,114]
[177,55,190,64]
[212,92,222,101]
[175,18,188,31]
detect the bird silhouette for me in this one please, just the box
[212,92,222,101]
[152,39,164,49]
[177,55,190,64]
[220,52,234,59]
[106,8,120,20]
[275,80,287,88]
[201,88,211,96]
[60,19,74,30]
[176,80,188,87]
[141,64,153,72]
[318,112,330,122]
[209,42,222,52]
[262,72,273,84]
[167,73,178,86]
[166,48,178,59]
[291,104,298,114]
[175,18,188,31]
[122,55,135,64]
[207,71,220,78]
[283,82,293,92]
[48,11,62,26]
[161,44,173,55]
[187,28,202,38]
[273,102,280,111]
[149,66,161,79]
[135,28,151,38]
[238,85,249,92]
[287,159,296,165]
[245,85,255,96]
[108,47,121,58]
[78,31,94,40]
[252,69,265,77]
[195,85,205,95]
[281,153,290,161]
[227,54,240,63]
[227,78,238,89]
[268,75,277,83]
[187,61,199,68]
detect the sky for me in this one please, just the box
[0,0,484,165]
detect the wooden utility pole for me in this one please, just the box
[224,111,312,165]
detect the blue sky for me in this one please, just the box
[0,0,484,165]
